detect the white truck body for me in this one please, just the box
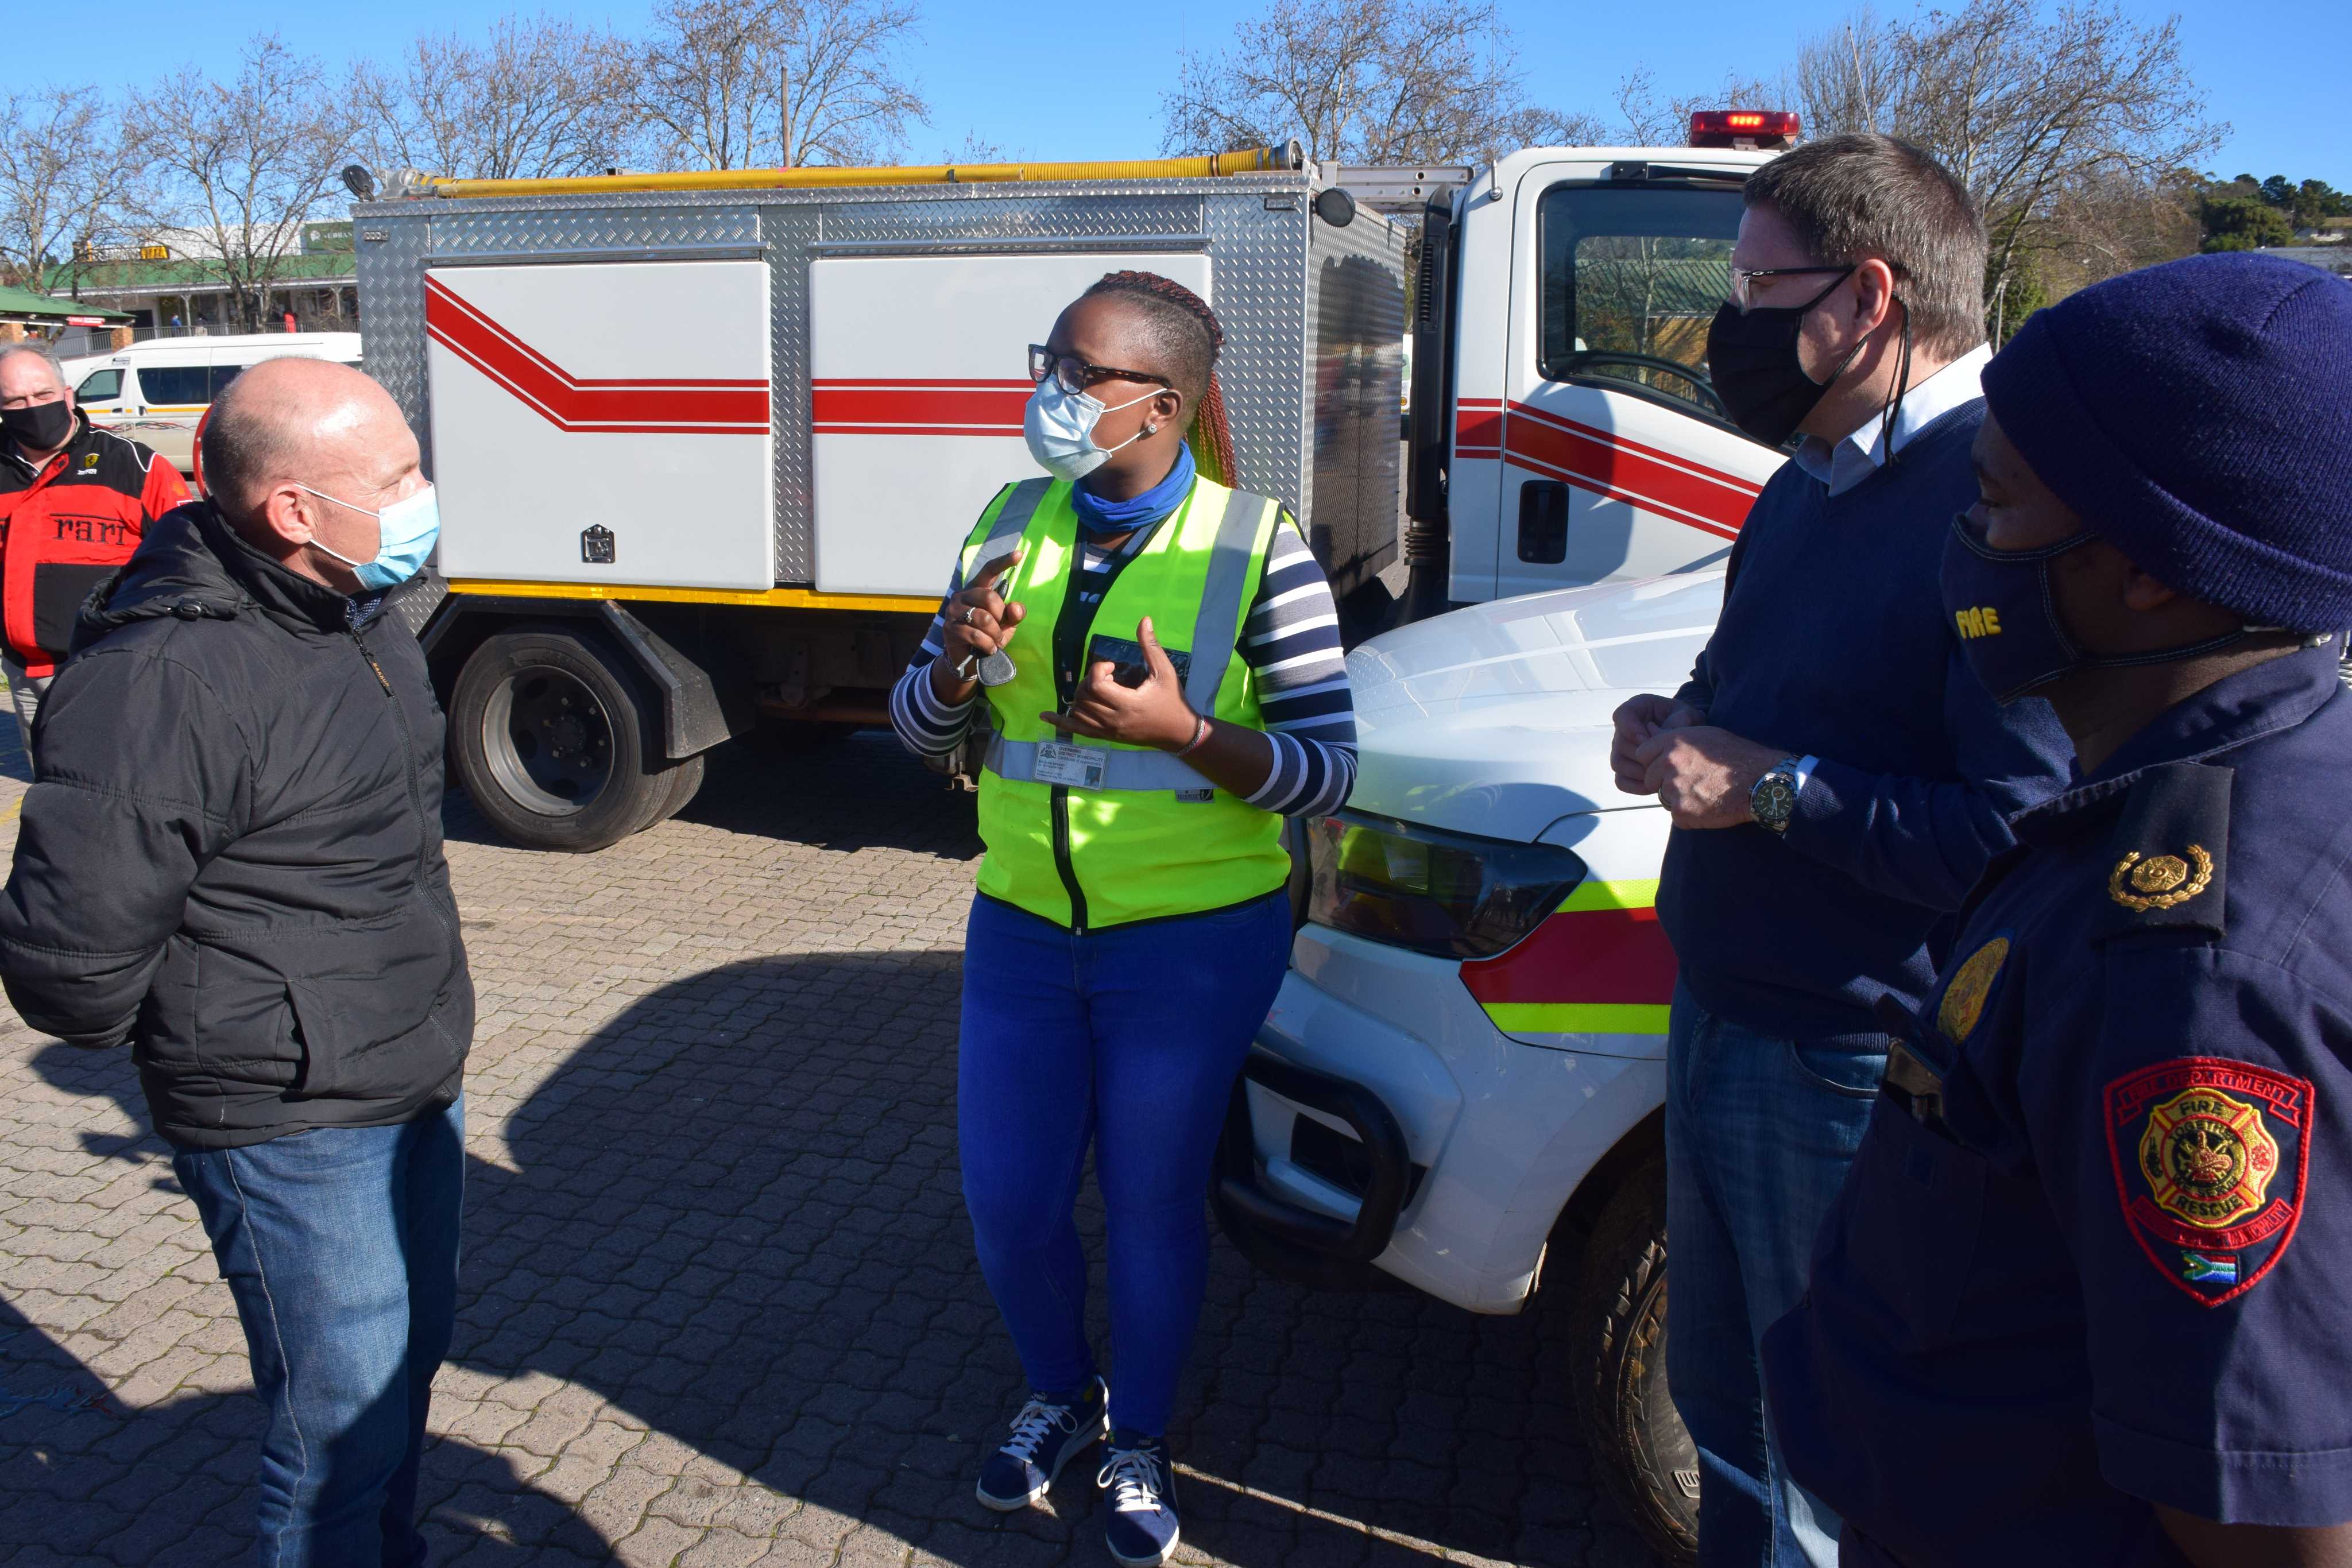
[1244,571,1717,1308]
[355,158,1406,615]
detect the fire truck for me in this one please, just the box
[351,119,1785,850]
[353,110,1798,1561]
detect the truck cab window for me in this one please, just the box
[1538,185,1743,424]
[75,369,123,403]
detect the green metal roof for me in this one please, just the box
[0,281,131,324]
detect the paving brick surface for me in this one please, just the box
[0,719,1659,1567]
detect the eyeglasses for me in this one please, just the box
[1727,263,1855,312]
[1028,344,1173,397]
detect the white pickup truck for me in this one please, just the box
[1216,568,1727,1563]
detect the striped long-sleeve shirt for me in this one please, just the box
[890,512,1357,818]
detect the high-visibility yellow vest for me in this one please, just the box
[960,474,1290,931]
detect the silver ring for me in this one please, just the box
[960,605,977,625]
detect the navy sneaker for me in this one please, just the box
[975,1377,1108,1511]
[1097,1431,1179,1567]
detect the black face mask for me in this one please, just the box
[1705,270,1866,447]
[1,398,75,453]
[1941,510,2288,704]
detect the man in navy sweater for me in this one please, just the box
[1610,135,2073,1568]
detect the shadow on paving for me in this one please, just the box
[25,947,1649,1568]
[15,713,1654,1565]
[440,727,987,864]
[0,1292,614,1565]
[482,948,1641,1565]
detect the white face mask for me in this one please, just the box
[1022,380,1157,482]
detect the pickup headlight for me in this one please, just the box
[1305,810,1588,959]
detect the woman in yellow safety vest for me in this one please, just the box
[888,271,1358,1567]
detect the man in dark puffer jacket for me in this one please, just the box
[0,358,473,1566]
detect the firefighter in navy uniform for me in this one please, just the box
[1761,253,2352,1566]
[0,344,189,755]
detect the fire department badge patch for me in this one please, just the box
[1936,936,2009,1043]
[2106,1058,2311,1306]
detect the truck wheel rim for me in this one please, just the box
[481,667,614,816]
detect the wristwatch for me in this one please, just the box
[1750,758,1805,835]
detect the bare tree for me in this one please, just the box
[2034,164,2201,296]
[1611,64,1795,148]
[633,0,927,172]
[777,0,927,168]
[129,35,354,334]
[0,86,143,291]
[1160,0,1584,165]
[352,14,637,181]
[1791,0,2221,334]
[939,131,1011,164]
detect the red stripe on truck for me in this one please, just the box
[1459,904,1679,1010]
[811,379,1031,435]
[424,277,771,435]
[1454,397,1503,457]
[1503,400,1760,539]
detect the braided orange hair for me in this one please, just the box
[1082,270,1240,489]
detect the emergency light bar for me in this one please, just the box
[1689,110,1801,150]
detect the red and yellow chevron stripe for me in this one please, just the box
[1458,878,1676,1036]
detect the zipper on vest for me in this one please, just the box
[1050,784,1088,934]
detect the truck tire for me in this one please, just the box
[1565,1153,1699,1566]
[450,624,677,852]
[641,748,707,829]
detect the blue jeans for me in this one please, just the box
[1665,986,1881,1568]
[174,1100,465,1568]
[959,891,1291,1437]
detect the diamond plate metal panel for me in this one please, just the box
[1204,196,1312,519]
[353,214,434,471]
[764,204,822,581]
[423,206,762,254]
[1306,207,1409,598]
[818,195,1203,245]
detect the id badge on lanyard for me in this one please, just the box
[1031,742,1107,789]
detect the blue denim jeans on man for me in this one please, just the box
[173,1099,465,1568]
[959,891,1290,1437]
[1665,986,1881,1568]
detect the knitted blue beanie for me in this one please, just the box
[1982,253,2352,632]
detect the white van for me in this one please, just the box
[67,332,364,475]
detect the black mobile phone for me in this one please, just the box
[1086,634,1192,689]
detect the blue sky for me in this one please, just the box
[17,1,2347,188]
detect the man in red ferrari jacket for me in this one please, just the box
[0,344,189,757]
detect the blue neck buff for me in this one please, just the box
[1070,442,1194,538]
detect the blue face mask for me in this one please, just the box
[297,481,441,591]
[1941,511,2270,703]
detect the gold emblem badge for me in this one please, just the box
[2108,845,2212,911]
[2136,1086,2280,1229]
[1936,936,2009,1042]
